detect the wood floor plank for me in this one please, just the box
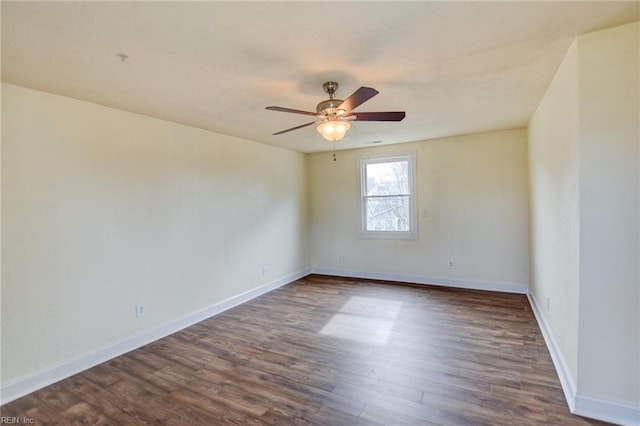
[1,274,611,425]
[359,403,439,426]
[312,404,382,426]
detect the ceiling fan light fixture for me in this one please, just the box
[317,120,350,142]
[267,82,404,140]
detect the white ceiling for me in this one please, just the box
[2,1,638,153]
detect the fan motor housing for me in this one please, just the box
[316,99,344,114]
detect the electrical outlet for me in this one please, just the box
[447,259,455,269]
[262,265,268,276]
[135,303,145,318]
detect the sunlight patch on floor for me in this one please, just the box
[320,296,403,345]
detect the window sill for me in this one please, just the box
[359,230,418,240]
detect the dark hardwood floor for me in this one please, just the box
[2,274,610,425]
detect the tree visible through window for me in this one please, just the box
[359,153,416,238]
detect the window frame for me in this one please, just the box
[358,152,417,240]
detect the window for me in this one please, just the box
[359,152,417,239]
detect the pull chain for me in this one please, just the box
[332,142,337,161]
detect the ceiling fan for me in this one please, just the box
[266,81,405,142]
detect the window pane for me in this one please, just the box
[359,153,416,239]
[365,161,409,196]
[365,196,410,231]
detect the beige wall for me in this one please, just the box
[528,22,639,408]
[528,39,581,385]
[308,129,529,290]
[576,22,639,405]
[1,83,309,383]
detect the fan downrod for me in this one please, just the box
[322,81,339,97]
[317,81,343,114]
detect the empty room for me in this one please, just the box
[1,1,638,425]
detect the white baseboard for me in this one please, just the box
[310,267,529,294]
[527,293,577,411]
[0,268,311,405]
[574,394,640,426]
[528,293,640,426]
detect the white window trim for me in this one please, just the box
[358,152,417,240]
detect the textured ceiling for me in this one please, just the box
[2,1,638,153]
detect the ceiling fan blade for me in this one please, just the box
[337,87,379,113]
[266,106,318,116]
[272,120,318,135]
[349,111,406,121]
